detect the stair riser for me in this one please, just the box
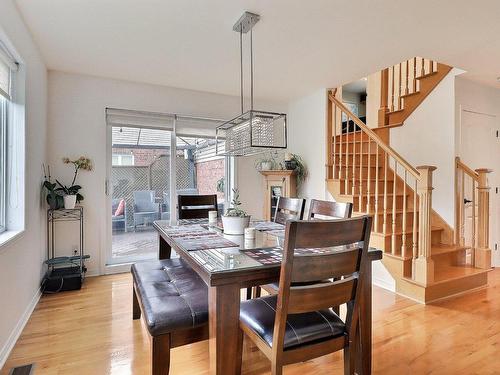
[334,143,379,154]
[372,230,443,255]
[353,195,406,211]
[346,180,395,195]
[373,212,417,233]
[336,167,384,179]
[333,154,381,165]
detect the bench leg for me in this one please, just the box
[133,286,141,320]
[152,333,171,375]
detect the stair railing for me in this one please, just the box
[454,157,492,269]
[379,57,438,126]
[327,91,436,284]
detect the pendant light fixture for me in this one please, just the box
[216,11,287,156]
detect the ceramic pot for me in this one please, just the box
[221,215,251,235]
[64,194,77,209]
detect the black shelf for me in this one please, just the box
[44,207,89,293]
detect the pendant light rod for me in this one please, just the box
[250,26,254,111]
[240,28,244,114]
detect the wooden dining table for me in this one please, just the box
[153,218,382,375]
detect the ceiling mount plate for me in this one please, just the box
[233,11,260,33]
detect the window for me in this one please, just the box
[112,153,134,166]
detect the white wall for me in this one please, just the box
[390,70,461,226]
[47,71,285,274]
[455,77,500,266]
[0,0,47,367]
[286,89,328,203]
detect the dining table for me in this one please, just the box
[153,218,382,375]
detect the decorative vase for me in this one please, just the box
[261,161,272,170]
[64,194,77,209]
[221,215,251,235]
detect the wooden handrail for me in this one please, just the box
[455,157,478,180]
[329,93,420,179]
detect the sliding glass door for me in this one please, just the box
[105,111,230,266]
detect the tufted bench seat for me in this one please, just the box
[132,258,208,375]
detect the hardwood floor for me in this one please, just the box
[2,270,500,374]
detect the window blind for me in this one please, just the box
[0,42,18,100]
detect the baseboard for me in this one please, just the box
[0,287,41,370]
[373,275,396,293]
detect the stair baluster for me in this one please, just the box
[366,139,372,214]
[391,161,398,254]
[402,170,408,258]
[374,144,380,231]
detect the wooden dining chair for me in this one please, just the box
[273,197,306,225]
[307,199,353,220]
[177,194,218,219]
[239,216,372,375]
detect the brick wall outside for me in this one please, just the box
[112,148,167,166]
[195,159,225,200]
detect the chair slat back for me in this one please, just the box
[178,194,218,219]
[307,199,353,220]
[273,197,305,225]
[272,216,372,351]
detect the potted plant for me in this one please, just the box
[42,164,64,210]
[57,156,93,209]
[254,152,279,171]
[221,188,250,235]
[283,153,308,190]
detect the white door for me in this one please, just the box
[459,108,500,266]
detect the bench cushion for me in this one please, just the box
[132,259,208,336]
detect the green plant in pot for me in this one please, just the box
[284,153,308,190]
[57,156,93,209]
[42,164,64,210]
[222,188,250,235]
[254,152,279,171]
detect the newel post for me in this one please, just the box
[378,68,389,127]
[414,165,437,285]
[475,168,493,269]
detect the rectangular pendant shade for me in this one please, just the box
[216,110,287,156]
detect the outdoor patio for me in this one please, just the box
[111,227,158,261]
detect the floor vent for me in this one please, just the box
[8,364,35,375]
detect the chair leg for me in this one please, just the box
[133,286,141,320]
[151,333,170,375]
[236,329,244,375]
[343,344,355,375]
[253,286,261,298]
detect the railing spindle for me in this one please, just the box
[391,161,398,254]
[421,57,425,76]
[344,112,349,193]
[366,139,371,213]
[374,145,380,231]
[338,107,343,180]
[405,60,409,95]
[412,179,418,268]
[413,57,417,93]
[471,178,476,266]
[352,121,356,196]
[359,129,363,205]
[331,98,336,179]
[383,152,388,235]
[390,66,395,112]
[461,171,465,246]
[398,63,402,110]
[402,170,407,258]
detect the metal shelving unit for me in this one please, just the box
[43,207,89,292]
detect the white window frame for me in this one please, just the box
[0,96,6,234]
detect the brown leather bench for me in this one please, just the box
[132,259,209,375]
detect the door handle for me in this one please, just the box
[464,198,472,204]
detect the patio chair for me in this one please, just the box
[112,198,127,232]
[133,190,160,229]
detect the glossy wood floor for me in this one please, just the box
[2,270,500,375]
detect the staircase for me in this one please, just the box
[325,67,493,303]
[378,57,452,127]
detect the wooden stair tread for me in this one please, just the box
[433,265,491,284]
[372,226,443,237]
[400,91,420,99]
[431,244,468,256]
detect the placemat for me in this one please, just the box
[175,233,238,251]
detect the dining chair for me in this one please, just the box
[273,197,306,225]
[307,199,353,220]
[177,194,218,219]
[239,216,372,375]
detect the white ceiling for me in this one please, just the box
[14,0,500,102]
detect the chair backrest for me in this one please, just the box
[307,199,353,220]
[273,197,306,225]
[178,194,218,219]
[272,216,372,352]
[133,190,157,212]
